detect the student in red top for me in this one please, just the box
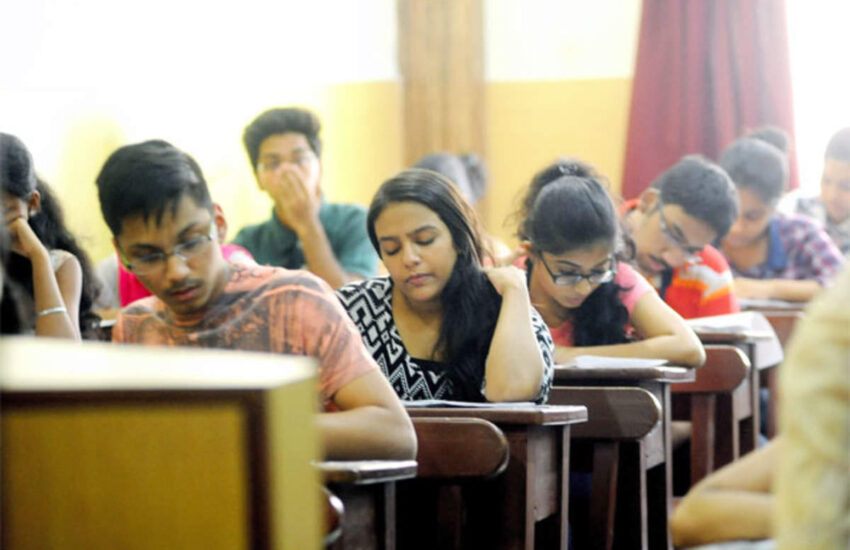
[516,159,705,367]
[621,156,741,318]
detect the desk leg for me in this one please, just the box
[613,441,648,550]
[742,343,759,455]
[646,386,673,550]
[589,440,619,550]
[329,482,395,550]
[689,393,715,485]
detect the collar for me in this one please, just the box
[766,217,788,271]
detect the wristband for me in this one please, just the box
[36,306,67,317]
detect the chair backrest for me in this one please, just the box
[548,386,661,440]
[412,417,509,480]
[672,345,750,394]
[1,336,321,550]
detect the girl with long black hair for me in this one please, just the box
[1,133,100,338]
[516,159,704,367]
[337,168,553,402]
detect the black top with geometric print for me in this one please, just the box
[336,276,554,403]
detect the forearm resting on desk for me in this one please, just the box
[317,406,417,460]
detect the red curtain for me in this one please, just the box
[621,0,798,199]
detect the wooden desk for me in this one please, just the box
[739,298,808,312]
[318,460,418,550]
[693,323,783,454]
[1,336,322,550]
[404,405,587,550]
[552,365,694,550]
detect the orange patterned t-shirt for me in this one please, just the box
[113,264,378,410]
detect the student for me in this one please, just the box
[95,205,255,310]
[96,139,416,460]
[671,264,850,549]
[621,156,741,318]
[337,168,553,403]
[670,440,778,547]
[796,127,850,255]
[1,133,100,339]
[233,107,378,288]
[516,160,705,367]
[719,138,844,302]
[413,152,512,263]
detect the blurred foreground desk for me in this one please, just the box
[1,336,322,550]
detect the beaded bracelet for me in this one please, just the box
[36,306,67,317]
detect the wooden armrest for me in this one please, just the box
[548,386,661,440]
[672,345,749,394]
[411,417,509,480]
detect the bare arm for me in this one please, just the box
[671,440,779,547]
[297,217,362,289]
[9,219,80,339]
[734,276,821,302]
[318,370,417,460]
[554,291,705,367]
[483,267,547,402]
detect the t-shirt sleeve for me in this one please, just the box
[330,206,379,278]
[615,262,655,314]
[529,307,554,404]
[297,278,380,407]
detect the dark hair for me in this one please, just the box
[243,107,322,169]
[96,139,213,236]
[517,159,630,346]
[367,168,498,401]
[747,125,790,154]
[825,127,850,162]
[719,137,789,204]
[649,155,739,239]
[0,133,100,337]
[414,152,488,204]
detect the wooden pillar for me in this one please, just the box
[397,0,486,166]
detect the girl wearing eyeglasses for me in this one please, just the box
[1,133,100,339]
[515,159,705,367]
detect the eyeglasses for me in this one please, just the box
[257,152,315,173]
[537,252,616,286]
[120,222,216,275]
[656,202,704,262]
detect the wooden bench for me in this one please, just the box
[672,345,750,484]
[552,364,693,550]
[318,460,418,550]
[404,405,587,550]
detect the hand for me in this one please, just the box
[484,266,528,296]
[6,217,49,261]
[265,165,321,235]
[733,277,772,300]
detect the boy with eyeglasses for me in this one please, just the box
[232,107,378,289]
[621,156,741,318]
[96,140,416,461]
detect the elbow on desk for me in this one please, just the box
[683,344,707,369]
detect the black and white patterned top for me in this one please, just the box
[336,276,554,403]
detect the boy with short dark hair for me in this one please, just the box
[96,139,416,460]
[796,127,850,254]
[720,137,844,302]
[622,155,741,318]
[234,107,378,289]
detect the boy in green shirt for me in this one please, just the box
[233,107,378,289]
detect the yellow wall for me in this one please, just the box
[35,82,403,264]
[483,78,635,246]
